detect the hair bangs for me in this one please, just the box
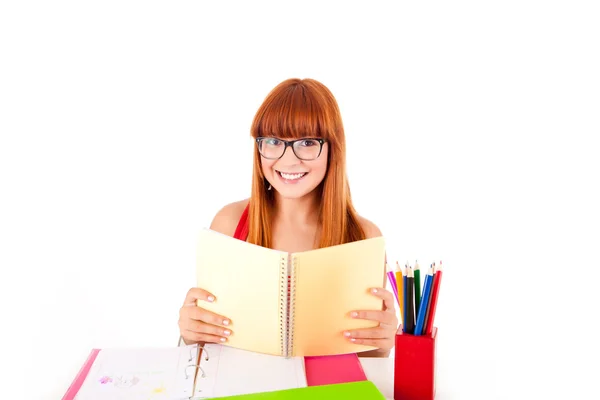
[251,82,335,141]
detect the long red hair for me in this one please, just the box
[247,78,366,249]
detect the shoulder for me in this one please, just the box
[357,215,383,239]
[209,198,250,237]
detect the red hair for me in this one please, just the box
[247,78,366,248]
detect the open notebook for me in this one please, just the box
[196,228,386,357]
[63,344,306,400]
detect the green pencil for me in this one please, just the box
[414,260,421,318]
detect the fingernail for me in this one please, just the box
[220,337,227,342]
[371,288,378,293]
[224,330,231,336]
[343,331,351,337]
[350,338,356,342]
[207,296,215,302]
[223,319,230,326]
[351,312,358,318]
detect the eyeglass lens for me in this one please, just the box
[258,138,321,160]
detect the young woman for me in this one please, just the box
[179,78,398,357]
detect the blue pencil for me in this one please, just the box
[414,265,434,335]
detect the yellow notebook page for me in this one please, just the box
[290,236,386,356]
[196,229,285,356]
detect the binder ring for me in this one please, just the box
[184,344,210,380]
[188,344,210,361]
[199,345,209,361]
[185,364,206,379]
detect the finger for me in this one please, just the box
[369,287,396,313]
[185,319,233,338]
[181,330,228,344]
[186,307,231,327]
[184,288,217,305]
[350,310,395,325]
[343,327,389,339]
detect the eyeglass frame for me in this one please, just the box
[255,137,327,161]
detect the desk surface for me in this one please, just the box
[360,355,498,399]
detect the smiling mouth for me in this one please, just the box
[276,170,308,181]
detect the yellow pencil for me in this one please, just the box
[395,261,404,318]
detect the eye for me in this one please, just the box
[298,139,318,147]
[264,138,282,146]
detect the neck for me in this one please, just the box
[273,191,320,226]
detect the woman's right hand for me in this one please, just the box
[178,288,232,345]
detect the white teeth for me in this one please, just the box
[279,172,306,180]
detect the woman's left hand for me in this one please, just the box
[344,287,399,352]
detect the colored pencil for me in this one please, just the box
[395,261,404,320]
[414,260,421,318]
[406,266,415,334]
[422,263,435,333]
[414,264,434,335]
[424,261,443,335]
[402,265,408,332]
[386,262,399,307]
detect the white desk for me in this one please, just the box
[359,357,394,400]
[360,355,498,400]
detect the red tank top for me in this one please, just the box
[233,203,250,241]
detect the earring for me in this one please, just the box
[267,184,272,191]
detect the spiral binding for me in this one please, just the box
[288,255,297,358]
[279,254,288,357]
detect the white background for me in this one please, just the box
[1,1,599,399]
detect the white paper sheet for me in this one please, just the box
[74,345,197,400]
[193,344,307,398]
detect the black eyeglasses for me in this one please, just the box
[255,137,326,161]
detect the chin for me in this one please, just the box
[272,181,322,200]
[274,187,316,200]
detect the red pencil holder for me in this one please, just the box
[394,325,437,400]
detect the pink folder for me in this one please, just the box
[304,354,367,386]
[62,349,101,400]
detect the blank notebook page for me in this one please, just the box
[196,228,285,356]
[194,344,307,398]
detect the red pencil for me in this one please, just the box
[424,261,443,335]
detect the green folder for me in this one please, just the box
[209,381,385,399]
